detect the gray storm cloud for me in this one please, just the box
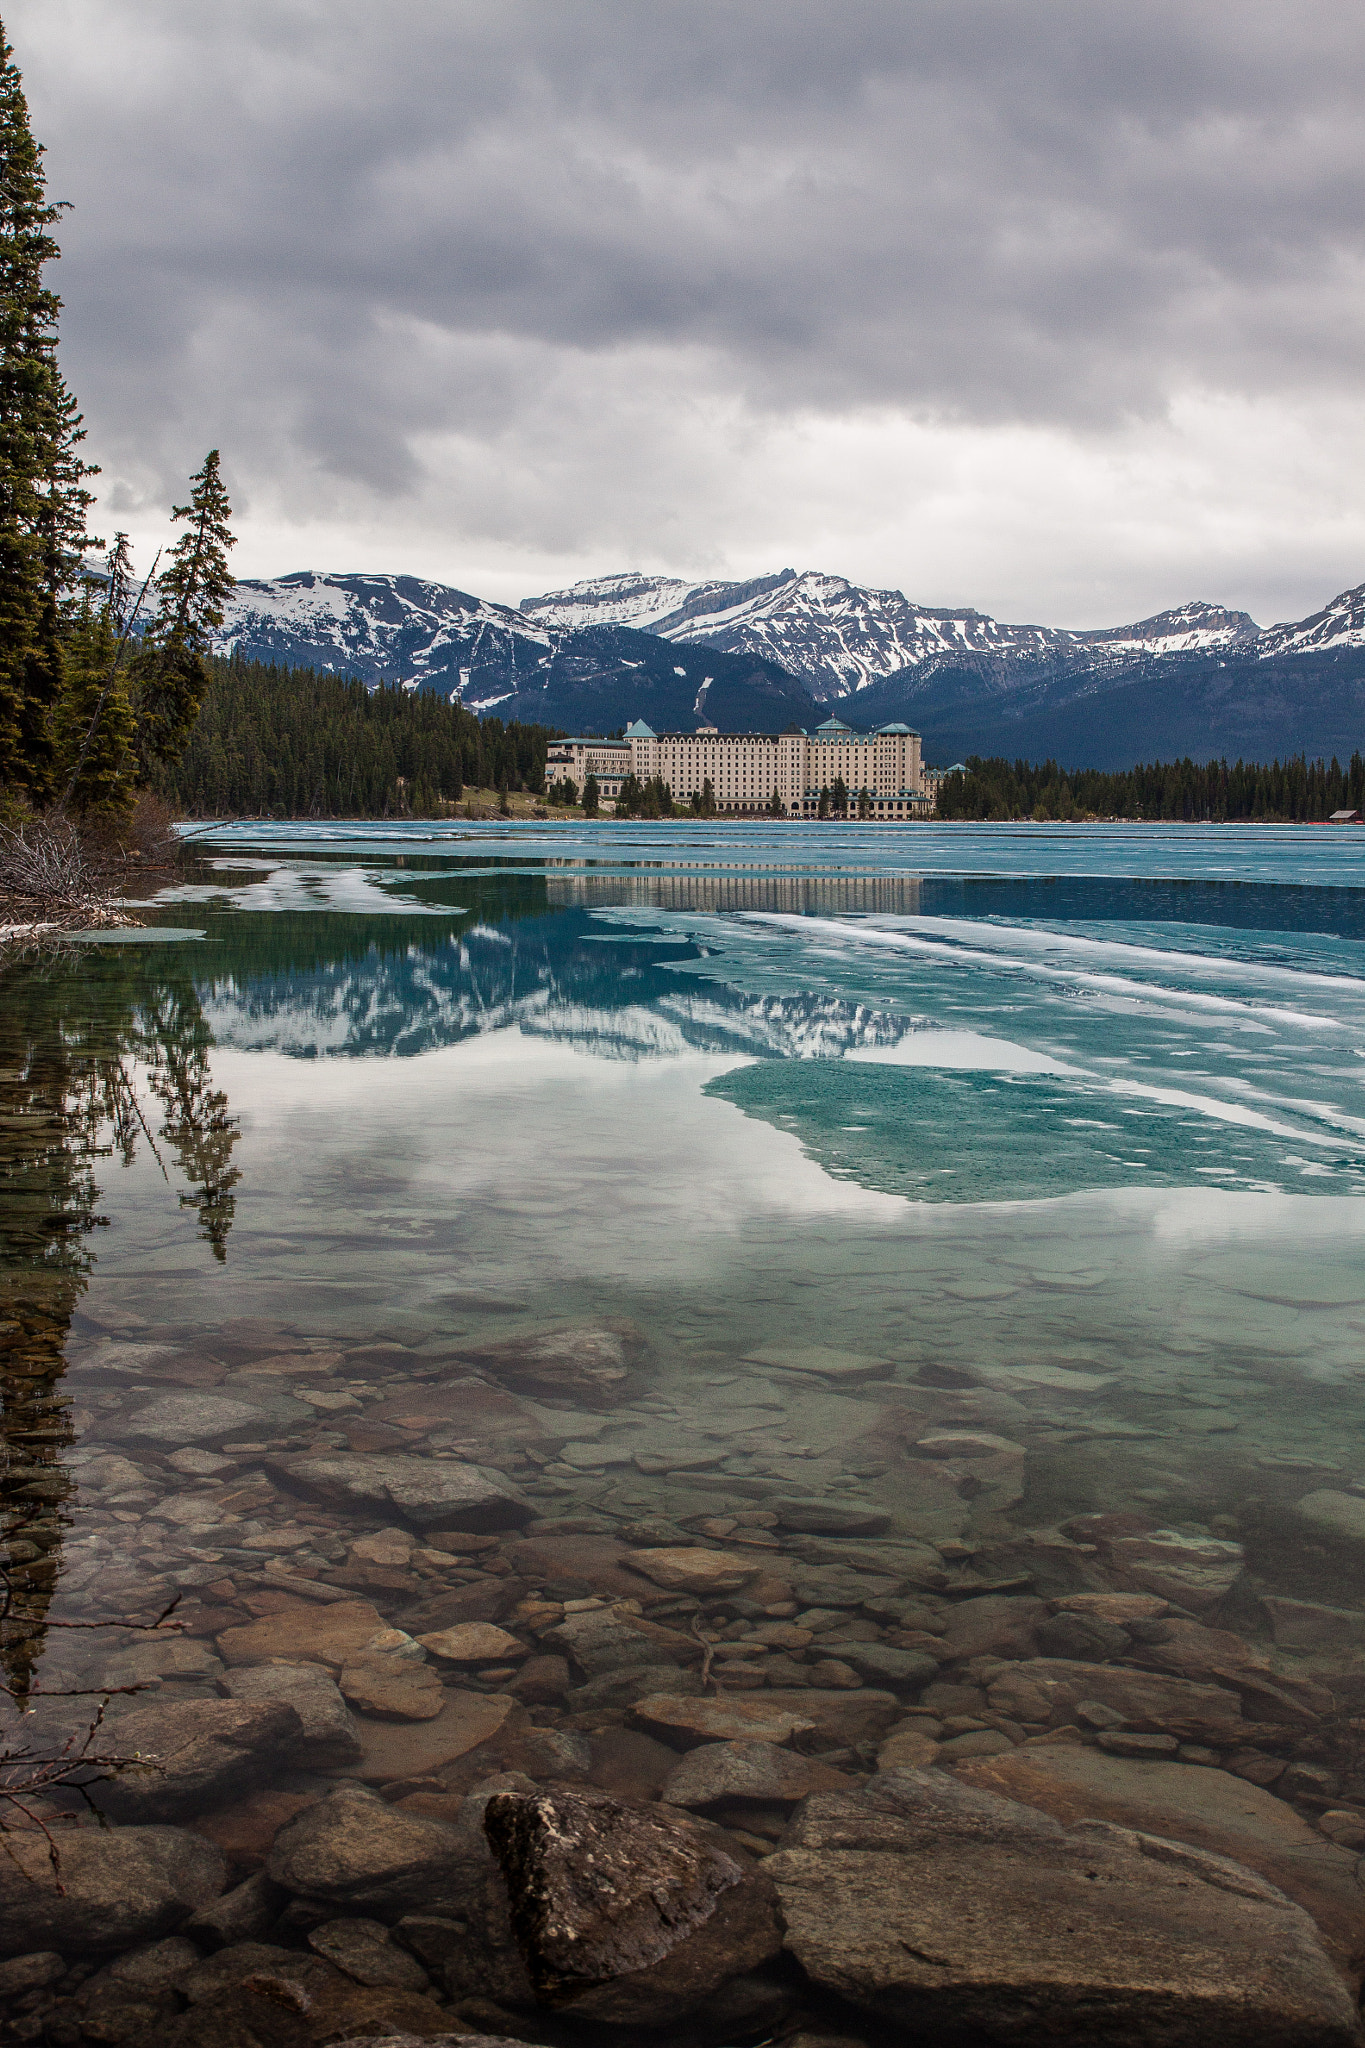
[13,0,1365,620]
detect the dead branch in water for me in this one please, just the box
[0,1522,178,1853]
[0,812,138,939]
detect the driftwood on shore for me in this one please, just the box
[0,808,170,944]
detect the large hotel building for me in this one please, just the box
[545,717,940,818]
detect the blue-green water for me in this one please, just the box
[7,819,1365,1725]
[27,825,1365,1442]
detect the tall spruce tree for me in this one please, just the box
[0,20,96,798]
[53,591,135,818]
[132,449,235,767]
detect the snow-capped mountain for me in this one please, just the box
[514,571,696,633]
[216,571,551,693]
[211,566,1365,764]
[1255,582,1365,658]
[214,570,817,732]
[521,569,1259,697]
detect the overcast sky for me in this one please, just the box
[15,1,1365,626]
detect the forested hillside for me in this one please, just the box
[150,658,560,817]
[937,753,1365,822]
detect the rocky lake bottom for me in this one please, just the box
[5,821,1365,2046]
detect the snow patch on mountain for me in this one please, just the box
[520,570,1259,698]
[518,571,693,633]
[217,570,548,686]
[1256,582,1365,657]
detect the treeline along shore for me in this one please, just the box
[937,752,1365,823]
[154,659,1365,825]
[151,657,559,818]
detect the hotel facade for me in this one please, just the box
[545,717,938,817]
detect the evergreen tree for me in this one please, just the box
[53,590,135,816]
[831,775,849,815]
[0,21,97,798]
[857,786,872,819]
[104,526,134,634]
[582,772,600,815]
[767,787,785,817]
[817,785,830,819]
[132,450,235,768]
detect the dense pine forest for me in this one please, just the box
[936,753,1365,822]
[149,657,559,817]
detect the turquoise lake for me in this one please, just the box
[10,818,1365,1536]
[6,818,1365,1888]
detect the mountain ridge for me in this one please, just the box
[213,570,819,735]
[213,566,1365,765]
[520,568,1264,696]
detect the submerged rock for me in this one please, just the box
[0,1824,225,1956]
[457,1324,649,1406]
[824,1641,939,1691]
[741,1345,894,1383]
[216,1597,387,1671]
[93,1698,304,1822]
[418,1622,528,1666]
[986,1658,1248,1744]
[307,1916,430,1991]
[1262,1596,1365,1650]
[0,1952,64,1998]
[220,1662,364,1767]
[501,1531,666,1602]
[954,1744,1365,1986]
[542,1603,696,1678]
[267,1785,473,1917]
[1126,1618,1335,1721]
[771,1497,893,1535]
[178,1940,340,2005]
[340,1652,446,1720]
[268,1451,534,1531]
[624,1546,761,1595]
[660,1739,853,1812]
[766,1767,1363,2046]
[632,1687,899,1751]
[1106,1528,1245,1612]
[183,1869,288,1950]
[329,2036,551,2047]
[120,1392,275,1445]
[350,1691,517,1785]
[1294,1491,1365,1548]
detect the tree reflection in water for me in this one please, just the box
[0,941,240,1698]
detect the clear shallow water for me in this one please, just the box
[11,821,1365,1530]
[7,820,1365,1976]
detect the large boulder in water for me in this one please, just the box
[765,1767,1363,2047]
[955,1744,1365,1989]
[483,1786,783,2025]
